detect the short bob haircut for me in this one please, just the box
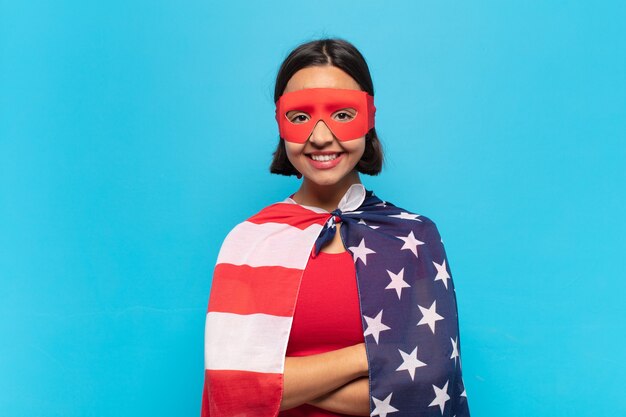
[270,38,384,176]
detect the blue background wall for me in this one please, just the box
[1,1,624,416]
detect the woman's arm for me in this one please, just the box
[279,343,368,411]
[307,376,370,416]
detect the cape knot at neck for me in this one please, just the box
[331,208,343,224]
[312,208,344,258]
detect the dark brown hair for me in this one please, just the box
[269,38,384,176]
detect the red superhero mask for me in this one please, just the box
[275,88,376,143]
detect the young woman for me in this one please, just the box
[202,38,470,417]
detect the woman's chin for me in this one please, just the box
[302,173,356,188]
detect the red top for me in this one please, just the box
[279,250,365,417]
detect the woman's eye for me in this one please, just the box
[334,111,355,122]
[288,113,309,123]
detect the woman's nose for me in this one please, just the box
[308,120,335,144]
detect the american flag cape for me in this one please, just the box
[202,183,470,417]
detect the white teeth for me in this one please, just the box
[311,153,339,162]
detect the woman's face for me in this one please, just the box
[282,66,367,187]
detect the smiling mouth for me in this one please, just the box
[306,152,344,162]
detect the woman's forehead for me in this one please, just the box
[284,66,361,94]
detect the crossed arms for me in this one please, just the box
[279,342,370,416]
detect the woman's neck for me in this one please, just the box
[292,171,362,212]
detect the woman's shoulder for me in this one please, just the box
[372,194,440,226]
[366,193,448,247]
[220,200,302,240]
[369,202,452,268]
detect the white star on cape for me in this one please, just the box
[396,231,425,258]
[395,346,427,380]
[433,259,451,289]
[417,300,444,334]
[428,380,450,415]
[349,238,376,265]
[389,212,422,221]
[385,268,411,300]
[450,336,459,366]
[363,310,391,344]
[370,392,398,417]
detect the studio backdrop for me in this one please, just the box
[1,1,624,416]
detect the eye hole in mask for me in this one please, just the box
[275,88,376,143]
